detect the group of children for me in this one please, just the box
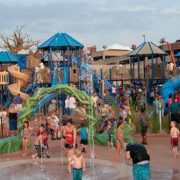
[21,118,88,179]
[18,89,180,180]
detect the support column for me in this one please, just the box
[100,65,103,80]
[162,55,165,79]
[130,57,132,80]
[138,56,140,80]
[132,57,135,79]
[49,47,53,71]
[177,57,179,67]
[144,57,146,79]
[151,54,154,80]
[67,47,70,84]
[101,80,104,98]
[109,68,112,82]
[78,48,82,90]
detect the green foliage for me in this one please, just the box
[129,100,169,134]
[149,116,160,133]
[129,100,141,133]
[162,116,170,133]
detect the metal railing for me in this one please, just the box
[0,71,9,85]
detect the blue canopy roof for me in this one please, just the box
[175,51,180,57]
[38,33,84,50]
[0,51,18,63]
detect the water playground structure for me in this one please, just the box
[0,32,179,155]
[0,33,134,154]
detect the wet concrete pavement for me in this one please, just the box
[0,135,180,180]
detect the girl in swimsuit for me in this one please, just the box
[114,119,125,162]
[21,121,33,157]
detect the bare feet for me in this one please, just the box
[34,161,39,165]
[22,153,27,157]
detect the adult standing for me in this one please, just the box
[46,111,60,139]
[166,62,174,77]
[111,85,116,97]
[157,96,164,118]
[69,96,76,116]
[65,95,70,115]
[63,119,77,149]
[13,94,23,112]
[175,91,180,103]
[114,120,125,162]
[170,98,180,125]
[139,107,149,145]
[125,143,151,180]
[91,93,98,108]
[8,103,18,136]
[119,87,124,96]
[98,103,108,133]
[0,107,9,137]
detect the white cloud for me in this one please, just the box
[0,0,179,48]
[0,0,62,7]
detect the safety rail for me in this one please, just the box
[0,71,9,85]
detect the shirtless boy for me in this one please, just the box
[170,121,179,158]
[69,149,86,180]
[32,134,45,164]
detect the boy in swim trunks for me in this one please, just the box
[67,145,74,173]
[170,121,179,158]
[32,134,46,164]
[69,149,86,180]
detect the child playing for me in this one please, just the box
[107,119,114,149]
[69,149,86,180]
[21,121,33,157]
[67,145,74,173]
[170,121,179,158]
[32,134,46,164]
[80,123,88,153]
[37,124,51,158]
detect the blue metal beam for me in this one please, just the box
[138,56,140,80]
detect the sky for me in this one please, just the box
[0,0,180,50]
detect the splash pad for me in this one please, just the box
[0,158,132,180]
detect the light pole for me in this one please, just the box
[143,34,146,42]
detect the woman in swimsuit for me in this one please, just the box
[21,121,33,157]
[63,119,77,149]
[114,119,125,162]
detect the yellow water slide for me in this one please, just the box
[7,65,29,101]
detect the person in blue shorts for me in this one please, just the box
[125,143,151,180]
[80,123,88,153]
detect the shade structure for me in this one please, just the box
[38,33,84,50]
[175,51,180,57]
[0,51,18,63]
[129,42,166,57]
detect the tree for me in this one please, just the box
[0,26,40,54]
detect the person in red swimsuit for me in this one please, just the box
[175,91,180,103]
[63,119,77,149]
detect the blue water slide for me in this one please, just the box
[31,93,59,116]
[162,74,180,110]
[52,67,68,86]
